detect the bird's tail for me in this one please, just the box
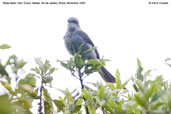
[99,67,116,83]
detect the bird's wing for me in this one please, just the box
[73,30,100,59]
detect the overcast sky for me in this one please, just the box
[0,0,171,112]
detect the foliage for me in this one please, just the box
[1,44,171,114]
[0,45,36,113]
[32,58,57,114]
[0,44,11,49]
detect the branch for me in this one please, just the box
[38,81,43,114]
[38,72,44,114]
[78,68,89,114]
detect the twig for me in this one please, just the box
[78,68,89,114]
[38,72,44,114]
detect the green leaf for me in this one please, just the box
[57,60,69,70]
[77,43,84,54]
[137,58,141,66]
[144,84,155,101]
[0,94,13,114]
[97,84,105,99]
[53,100,65,112]
[82,89,89,100]
[42,76,53,84]
[116,69,121,89]
[133,84,139,92]
[151,90,166,102]
[155,75,163,82]
[43,88,53,112]
[0,61,8,77]
[20,84,38,97]
[34,67,40,74]
[135,80,143,92]
[74,105,82,113]
[74,54,84,69]
[117,102,123,113]
[26,74,36,86]
[82,46,97,56]
[44,60,50,73]
[4,55,27,74]
[57,89,74,104]
[121,78,130,89]
[19,73,36,86]
[18,59,27,68]
[134,92,145,107]
[75,98,83,106]
[67,38,76,54]
[106,82,115,89]
[88,106,96,114]
[12,97,33,110]
[136,58,144,81]
[50,67,56,73]
[44,101,53,114]
[143,70,151,77]
[34,58,44,70]
[0,81,12,92]
[0,44,11,49]
[86,59,100,65]
[66,91,74,104]
[152,101,165,109]
[84,59,104,74]
[5,55,17,66]
[103,104,115,114]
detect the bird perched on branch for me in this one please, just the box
[64,17,116,83]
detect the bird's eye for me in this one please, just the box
[68,18,79,24]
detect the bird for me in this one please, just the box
[64,17,116,83]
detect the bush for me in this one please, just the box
[0,44,171,114]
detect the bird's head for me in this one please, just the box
[67,17,80,31]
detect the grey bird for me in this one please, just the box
[64,17,116,83]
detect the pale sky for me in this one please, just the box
[0,0,171,113]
